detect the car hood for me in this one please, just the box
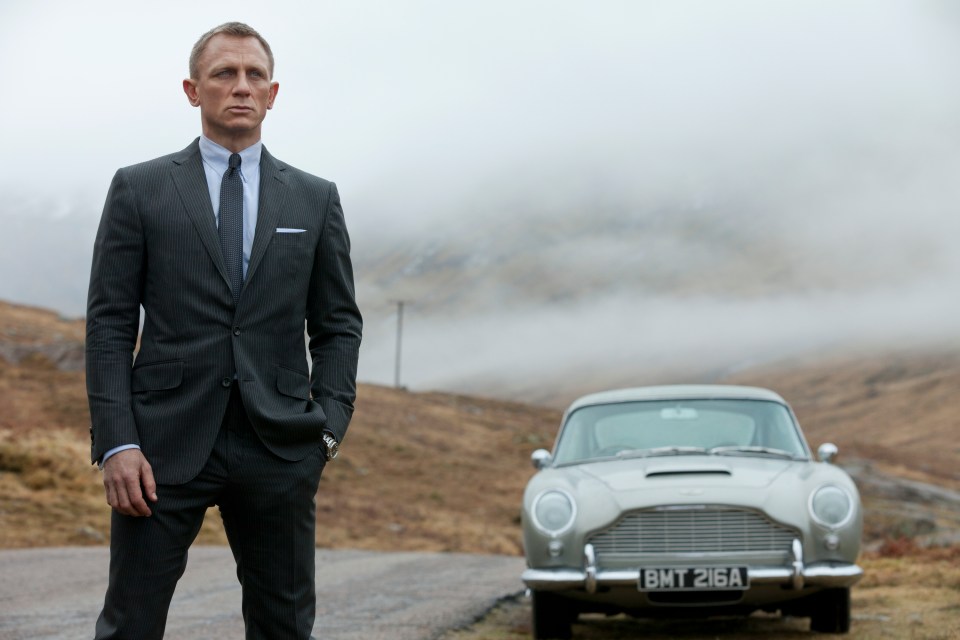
[577,455,797,491]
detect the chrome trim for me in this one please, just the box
[587,505,799,556]
[522,568,587,590]
[584,544,597,594]
[802,564,865,583]
[791,538,804,590]
[751,564,864,586]
[818,442,839,464]
[531,448,552,470]
[522,543,864,592]
[522,565,864,590]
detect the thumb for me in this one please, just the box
[141,461,159,502]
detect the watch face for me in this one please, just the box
[324,436,339,459]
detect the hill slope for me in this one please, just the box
[0,301,560,549]
[0,301,958,550]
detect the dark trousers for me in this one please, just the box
[94,386,326,639]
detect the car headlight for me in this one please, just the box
[532,489,577,536]
[809,485,854,528]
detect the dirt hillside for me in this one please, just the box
[719,350,960,544]
[0,300,561,550]
[1,300,958,553]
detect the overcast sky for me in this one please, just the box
[2,1,960,394]
[3,1,957,218]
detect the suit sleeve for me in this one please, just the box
[86,169,145,464]
[306,182,363,444]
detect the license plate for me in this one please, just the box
[638,566,749,591]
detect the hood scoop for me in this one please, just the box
[582,458,789,491]
[646,466,732,478]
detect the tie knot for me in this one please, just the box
[228,153,241,171]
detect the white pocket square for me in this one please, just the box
[276,228,306,233]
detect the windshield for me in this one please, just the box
[552,399,808,465]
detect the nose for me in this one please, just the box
[232,72,252,96]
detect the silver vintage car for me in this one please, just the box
[522,385,863,638]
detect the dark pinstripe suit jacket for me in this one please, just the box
[86,139,362,484]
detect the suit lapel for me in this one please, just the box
[246,146,287,287]
[170,139,231,289]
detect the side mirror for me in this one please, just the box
[531,449,552,470]
[818,442,839,464]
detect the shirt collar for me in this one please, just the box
[199,135,263,179]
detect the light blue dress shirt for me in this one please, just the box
[100,137,263,467]
[198,135,262,279]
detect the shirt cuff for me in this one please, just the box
[99,444,141,469]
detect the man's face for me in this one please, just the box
[183,34,279,150]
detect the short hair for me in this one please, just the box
[189,22,275,79]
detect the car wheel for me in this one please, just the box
[809,587,851,633]
[531,590,574,639]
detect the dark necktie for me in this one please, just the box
[219,153,243,305]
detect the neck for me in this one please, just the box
[202,127,261,153]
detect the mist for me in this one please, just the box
[2,0,959,398]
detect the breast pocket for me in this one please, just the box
[272,231,314,279]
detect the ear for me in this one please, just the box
[267,81,279,110]
[183,78,200,107]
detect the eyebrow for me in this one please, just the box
[209,63,269,76]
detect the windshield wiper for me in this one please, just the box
[618,446,709,459]
[709,446,801,460]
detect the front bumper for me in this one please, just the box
[523,540,863,594]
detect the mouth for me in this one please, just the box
[227,106,254,113]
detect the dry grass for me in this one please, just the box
[2,302,960,637]
[0,386,557,554]
[0,301,562,552]
[4,328,960,554]
[0,428,107,546]
[0,370,560,551]
[0,354,89,435]
[0,428,229,546]
[720,347,960,492]
[313,385,558,554]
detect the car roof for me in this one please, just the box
[566,384,788,414]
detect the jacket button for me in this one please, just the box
[221,377,232,388]
[233,327,241,336]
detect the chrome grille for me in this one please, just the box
[588,507,797,556]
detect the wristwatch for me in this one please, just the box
[321,432,340,461]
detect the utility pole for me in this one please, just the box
[390,300,407,389]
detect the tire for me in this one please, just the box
[809,587,851,633]
[531,590,574,640]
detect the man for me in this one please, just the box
[86,22,362,639]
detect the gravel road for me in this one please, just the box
[0,547,526,640]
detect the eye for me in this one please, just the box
[215,69,234,78]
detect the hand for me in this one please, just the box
[102,449,158,517]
